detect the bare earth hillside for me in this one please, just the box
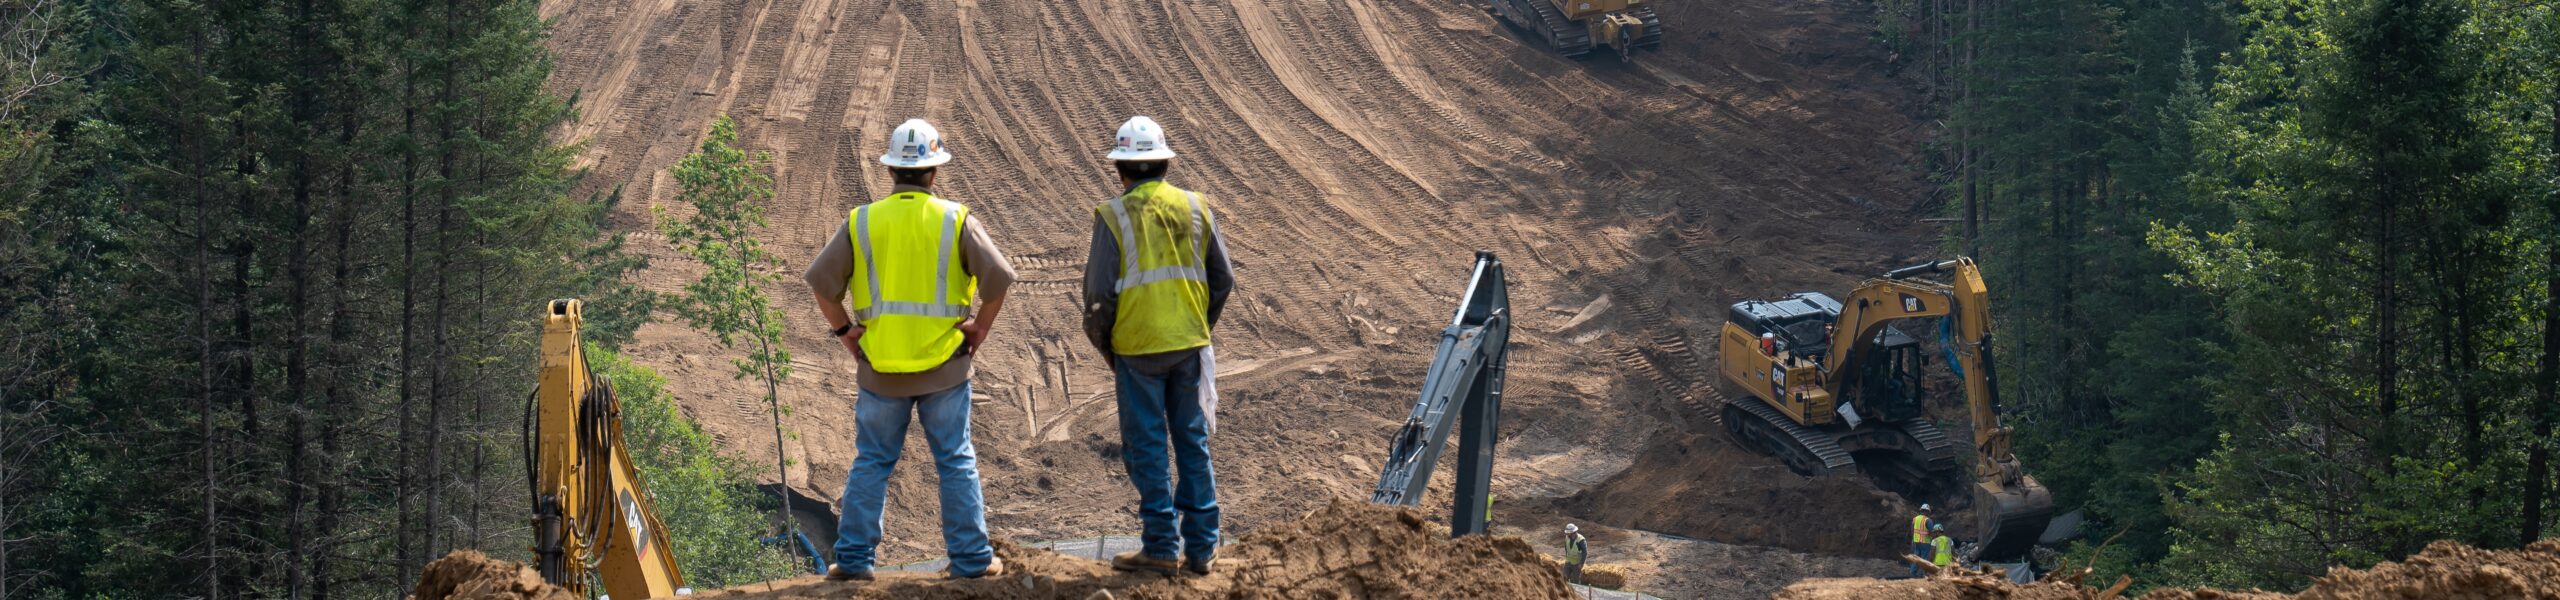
[537,0,1939,591]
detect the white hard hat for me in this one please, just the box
[1564,523,1578,533]
[879,118,952,168]
[1920,503,1932,512]
[1107,116,1178,161]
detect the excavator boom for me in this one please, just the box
[530,299,686,597]
[1371,252,1510,537]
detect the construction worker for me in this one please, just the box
[804,118,1017,582]
[1083,116,1235,577]
[1562,523,1588,585]
[1929,522,1954,571]
[1908,503,1933,576]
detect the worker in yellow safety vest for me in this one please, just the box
[805,118,1017,582]
[1930,522,1955,570]
[1562,523,1589,585]
[1908,503,1933,576]
[1084,116,1235,578]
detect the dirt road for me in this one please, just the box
[540,0,1938,590]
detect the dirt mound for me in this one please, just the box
[1562,433,1910,559]
[560,500,1572,599]
[407,551,572,600]
[1778,539,2560,599]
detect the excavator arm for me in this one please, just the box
[1837,259,2048,559]
[1371,252,1510,537]
[528,299,686,598]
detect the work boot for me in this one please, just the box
[824,564,873,582]
[946,556,1006,579]
[1182,549,1216,576]
[1111,551,1179,575]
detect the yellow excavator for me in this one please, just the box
[526,299,688,597]
[1715,258,2053,559]
[1487,0,1663,61]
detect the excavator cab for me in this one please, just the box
[1854,329,1925,422]
[1726,293,1924,423]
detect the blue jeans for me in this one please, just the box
[1910,542,1931,576]
[1114,354,1219,562]
[832,381,993,575]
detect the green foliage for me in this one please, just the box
[655,112,803,565]
[0,0,664,594]
[2141,0,2554,587]
[657,114,793,389]
[1937,0,2557,586]
[585,344,803,588]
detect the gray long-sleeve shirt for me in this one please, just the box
[804,184,1017,397]
[1081,179,1234,373]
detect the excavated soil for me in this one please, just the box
[1562,432,1913,559]
[1777,539,2560,600]
[540,0,1939,583]
[716,500,1572,599]
[409,551,575,600]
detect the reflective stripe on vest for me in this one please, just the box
[1100,181,1214,356]
[849,192,974,373]
[1912,515,1930,543]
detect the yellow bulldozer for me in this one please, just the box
[1488,0,1664,61]
[1715,258,2053,559]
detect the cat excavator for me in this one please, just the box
[1715,258,2053,559]
[525,299,688,598]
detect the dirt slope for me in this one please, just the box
[541,0,1936,569]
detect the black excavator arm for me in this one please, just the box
[1370,252,1510,537]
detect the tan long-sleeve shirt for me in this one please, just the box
[803,184,1016,397]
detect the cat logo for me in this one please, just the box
[620,489,650,556]
[1901,294,1924,313]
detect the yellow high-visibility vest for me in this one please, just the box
[848,192,976,373]
[1931,534,1953,566]
[1912,514,1931,543]
[1098,181,1213,356]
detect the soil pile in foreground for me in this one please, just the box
[1564,433,1910,559]
[1777,539,2560,599]
[408,550,573,600]
[415,500,1571,599]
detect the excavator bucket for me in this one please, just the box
[1970,475,2055,560]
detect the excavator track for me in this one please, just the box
[1628,4,1665,49]
[1899,418,1957,473]
[1527,0,1596,57]
[1722,397,1855,475]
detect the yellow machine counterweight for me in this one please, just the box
[530,299,686,598]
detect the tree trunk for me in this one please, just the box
[2527,97,2559,547]
[198,137,221,600]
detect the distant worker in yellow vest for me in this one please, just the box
[1930,522,1954,571]
[1908,503,1933,577]
[804,118,1017,582]
[1562,523,1589,585]
[1083,116,1235,577]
